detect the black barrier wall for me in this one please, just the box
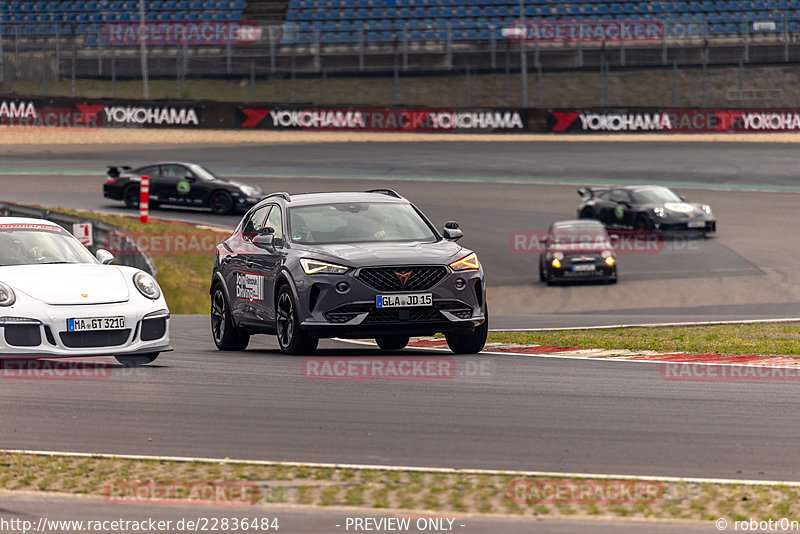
[5,97,800,133]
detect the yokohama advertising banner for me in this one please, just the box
[238,107,528,132]
[547,109,800,133]
[0,99,202,128]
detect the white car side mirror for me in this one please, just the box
[96,249,115,265]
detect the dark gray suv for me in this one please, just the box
[210,190,487,355]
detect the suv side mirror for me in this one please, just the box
[95,249,115,265]
[253,227,275,249]
[443,221,463,241]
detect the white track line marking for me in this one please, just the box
[2,448,799,487]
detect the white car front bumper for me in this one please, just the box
[0,303,171,358]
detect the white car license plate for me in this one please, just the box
[68,316,126,332]
[687,221,705,228]
[571,264,596,272]
[376,293,433,308]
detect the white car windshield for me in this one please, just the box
[631,187,682,204]
[289,202,438,245]
[0,224,97,266]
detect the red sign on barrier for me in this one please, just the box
[139,175,149,224]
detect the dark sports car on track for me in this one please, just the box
[209,189,488,355]
[539,219,617,285]
[103,162,263,215]
[577,185,716,234]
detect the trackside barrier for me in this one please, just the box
[0,201,156,276]
[4,96,800,133]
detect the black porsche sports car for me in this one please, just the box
[577,185,716,234]
[103,162,263,215]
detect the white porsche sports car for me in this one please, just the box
[0,217,170,366]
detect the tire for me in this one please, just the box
[539,263,546,282]
[608,269,618,284]
[579,207,595,220]
[115,352,159,366]
[376,336,409,350]
[276,284,318,355]
[211,283,250,351]
[445,306,489,354]
[210,191,234,215]
[123,185,139,209]
[635,215,653,231]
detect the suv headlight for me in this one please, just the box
[133,272,161,300]
[449,252,480,271]
[0,281,16,306]
[300,258,349,275]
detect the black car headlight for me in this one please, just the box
[300,259,349,275]
[0,281,16,306]
[134,272,161,300]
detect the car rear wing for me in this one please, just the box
[577,187,607,199]
[106,165,132,178]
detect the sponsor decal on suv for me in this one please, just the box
[235,271,264,302]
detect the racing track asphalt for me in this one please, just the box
[2,141,800,327]
[2,316,800,481]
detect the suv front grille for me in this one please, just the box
[364,308,444,324]
[357,266,447,291]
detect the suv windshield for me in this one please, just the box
[289,202,438,245]
[0,224,97,266]
[631,187,682,204]
[552,227,609,246]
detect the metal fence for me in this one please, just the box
[3,19,800,106]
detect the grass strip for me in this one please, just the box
[487,323,800,357]
[1,451,798,523]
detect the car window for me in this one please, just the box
[631,187,682,204]
[241,206,271,241]
[138,165,159,177]
[609,189,630,203]
[0,224,97,266]
[263,204,283,246]
[161,164,190,178]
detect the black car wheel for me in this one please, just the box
[211,284,250,351]
[539,263,546,282]
[376,336,409,350]
[276,285,318,355]
[608,269,618,284]
[115,352,159,366]
[123,185,139,209]
[579,207,595,219]
[210,191,234,215]
[445,306,488,354]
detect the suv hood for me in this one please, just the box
[0,264,130,305]
[295,240,468,267]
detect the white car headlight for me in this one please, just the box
[239,185,260,197]
[0,281,16,306]
[653,207,665,217]
[300,258,349,275]
[133,272,161,300]
[701,204,712,215]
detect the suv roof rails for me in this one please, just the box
[264,192,291,202]
[365,188,402,199]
